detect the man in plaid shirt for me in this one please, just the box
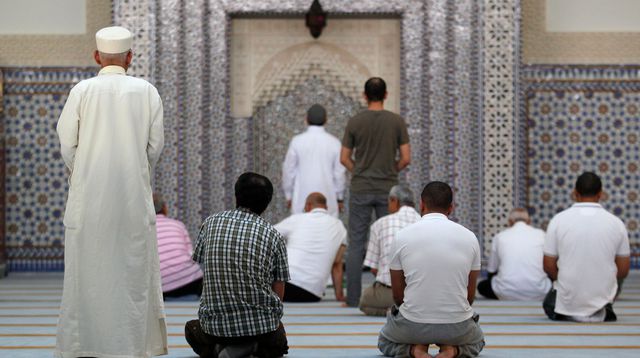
[359,185,420,316]
[185,172,290,358]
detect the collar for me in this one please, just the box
[398,206,418,214]
[571,202,602,209]
[307,126,326,133]
[156,214,166,218]
[309,208,328,214]
[421,213,448,220]
[99,65,127,76]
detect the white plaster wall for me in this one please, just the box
[0,0,86,35]
[546,0,640,32]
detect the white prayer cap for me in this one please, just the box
[95,26,133,54]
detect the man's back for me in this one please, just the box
[544,203,630,316]
[193,208,289,337]
[490,222,550,300]
[156,214,203,292]
[283,127,344,215]
[342,109,409,193]
[391,213,481,324]
[274,208,346,297]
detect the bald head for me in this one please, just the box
[508,208,530,226]
[304,192,327,212]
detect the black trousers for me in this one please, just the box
[477,277,498,300]
[543,288,617,322]
[185,319,288,358]
[283,282,321,303]
[163,278,203,299]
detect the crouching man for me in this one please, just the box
[185,172,290,358]
[378,182,485,358]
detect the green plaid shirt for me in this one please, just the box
[193,208,290,337]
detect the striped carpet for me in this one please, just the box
[1,271,640,357]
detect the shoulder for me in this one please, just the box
[371,212,395,230]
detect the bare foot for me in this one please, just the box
[340,302,349,307]
[410,344,433,358]
[435,345,458,358]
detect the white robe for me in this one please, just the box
[55,65,167,358]
[282,126,346,217]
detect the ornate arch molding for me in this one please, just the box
[252,42,371,112]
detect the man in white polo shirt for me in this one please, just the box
[274,192,347,302]
[477,208,551,300]
[378,181,484,358]
[543,172,631,322]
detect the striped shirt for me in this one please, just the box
[363,206,421,286]
[156,214,203,292]
[193,208,290,337]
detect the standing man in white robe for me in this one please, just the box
[282,104,346,217]
[55,26,167,358]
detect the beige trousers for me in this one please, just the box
[359,282,394,316]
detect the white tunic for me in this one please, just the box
[55,65,167,358]
[282,126,345,217]
[274,208,347,297]
[487,222,552,300]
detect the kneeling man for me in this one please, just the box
[378,181,484,358]
[185,173,290,358]
[543,172,630,322]
[274,192,347,302]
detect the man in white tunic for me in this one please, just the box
[477,208,551,300]
[282,104,345,217]
[56,26,167,358]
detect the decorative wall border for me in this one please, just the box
[0,68,5,275]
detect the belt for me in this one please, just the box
[374,281,392,289]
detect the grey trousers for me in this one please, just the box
[346,192,389,306]
[378,311,485,358]
[359,282,394,316]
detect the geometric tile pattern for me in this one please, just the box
[482,0,517,255]
[522,69,640,265]
[0,69,4,271]
[2,68,96,271]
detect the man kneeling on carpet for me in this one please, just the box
[274,192,347,302]
[378,181,484,358]
[185,172,290,358]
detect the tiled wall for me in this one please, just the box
[1,68,95,271]
[522,66,640,267]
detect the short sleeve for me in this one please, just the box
[272,233,291,282]
[486,234,499,273]
[389,234,403,270]
[192,220,208,264]
[341,120,355,149]
[543,218,559,257]
[616,220,631,257]
[471,235,481,271]
[397,116,409,145]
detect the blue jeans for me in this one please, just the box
[345,192,389,306]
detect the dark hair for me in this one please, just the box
[364,77,386,102]
[307,104,327,126]
[575,171,602,197]
[421,181,453,212]
[235,172,273,215]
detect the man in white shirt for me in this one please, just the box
[56,26,167,357]
[282,104,346,217]
[378,182,484,358]
[360,185,420,316]
[477,208,551,300]
[543,172,631,322]
[274,192,347,302]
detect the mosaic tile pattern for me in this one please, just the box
[482,0,517,254]
[113,0,155,82]
[2,68,96,271]
[522,67,640,264]
[0,69,5,270]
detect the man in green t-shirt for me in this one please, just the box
[340,77,411,307]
